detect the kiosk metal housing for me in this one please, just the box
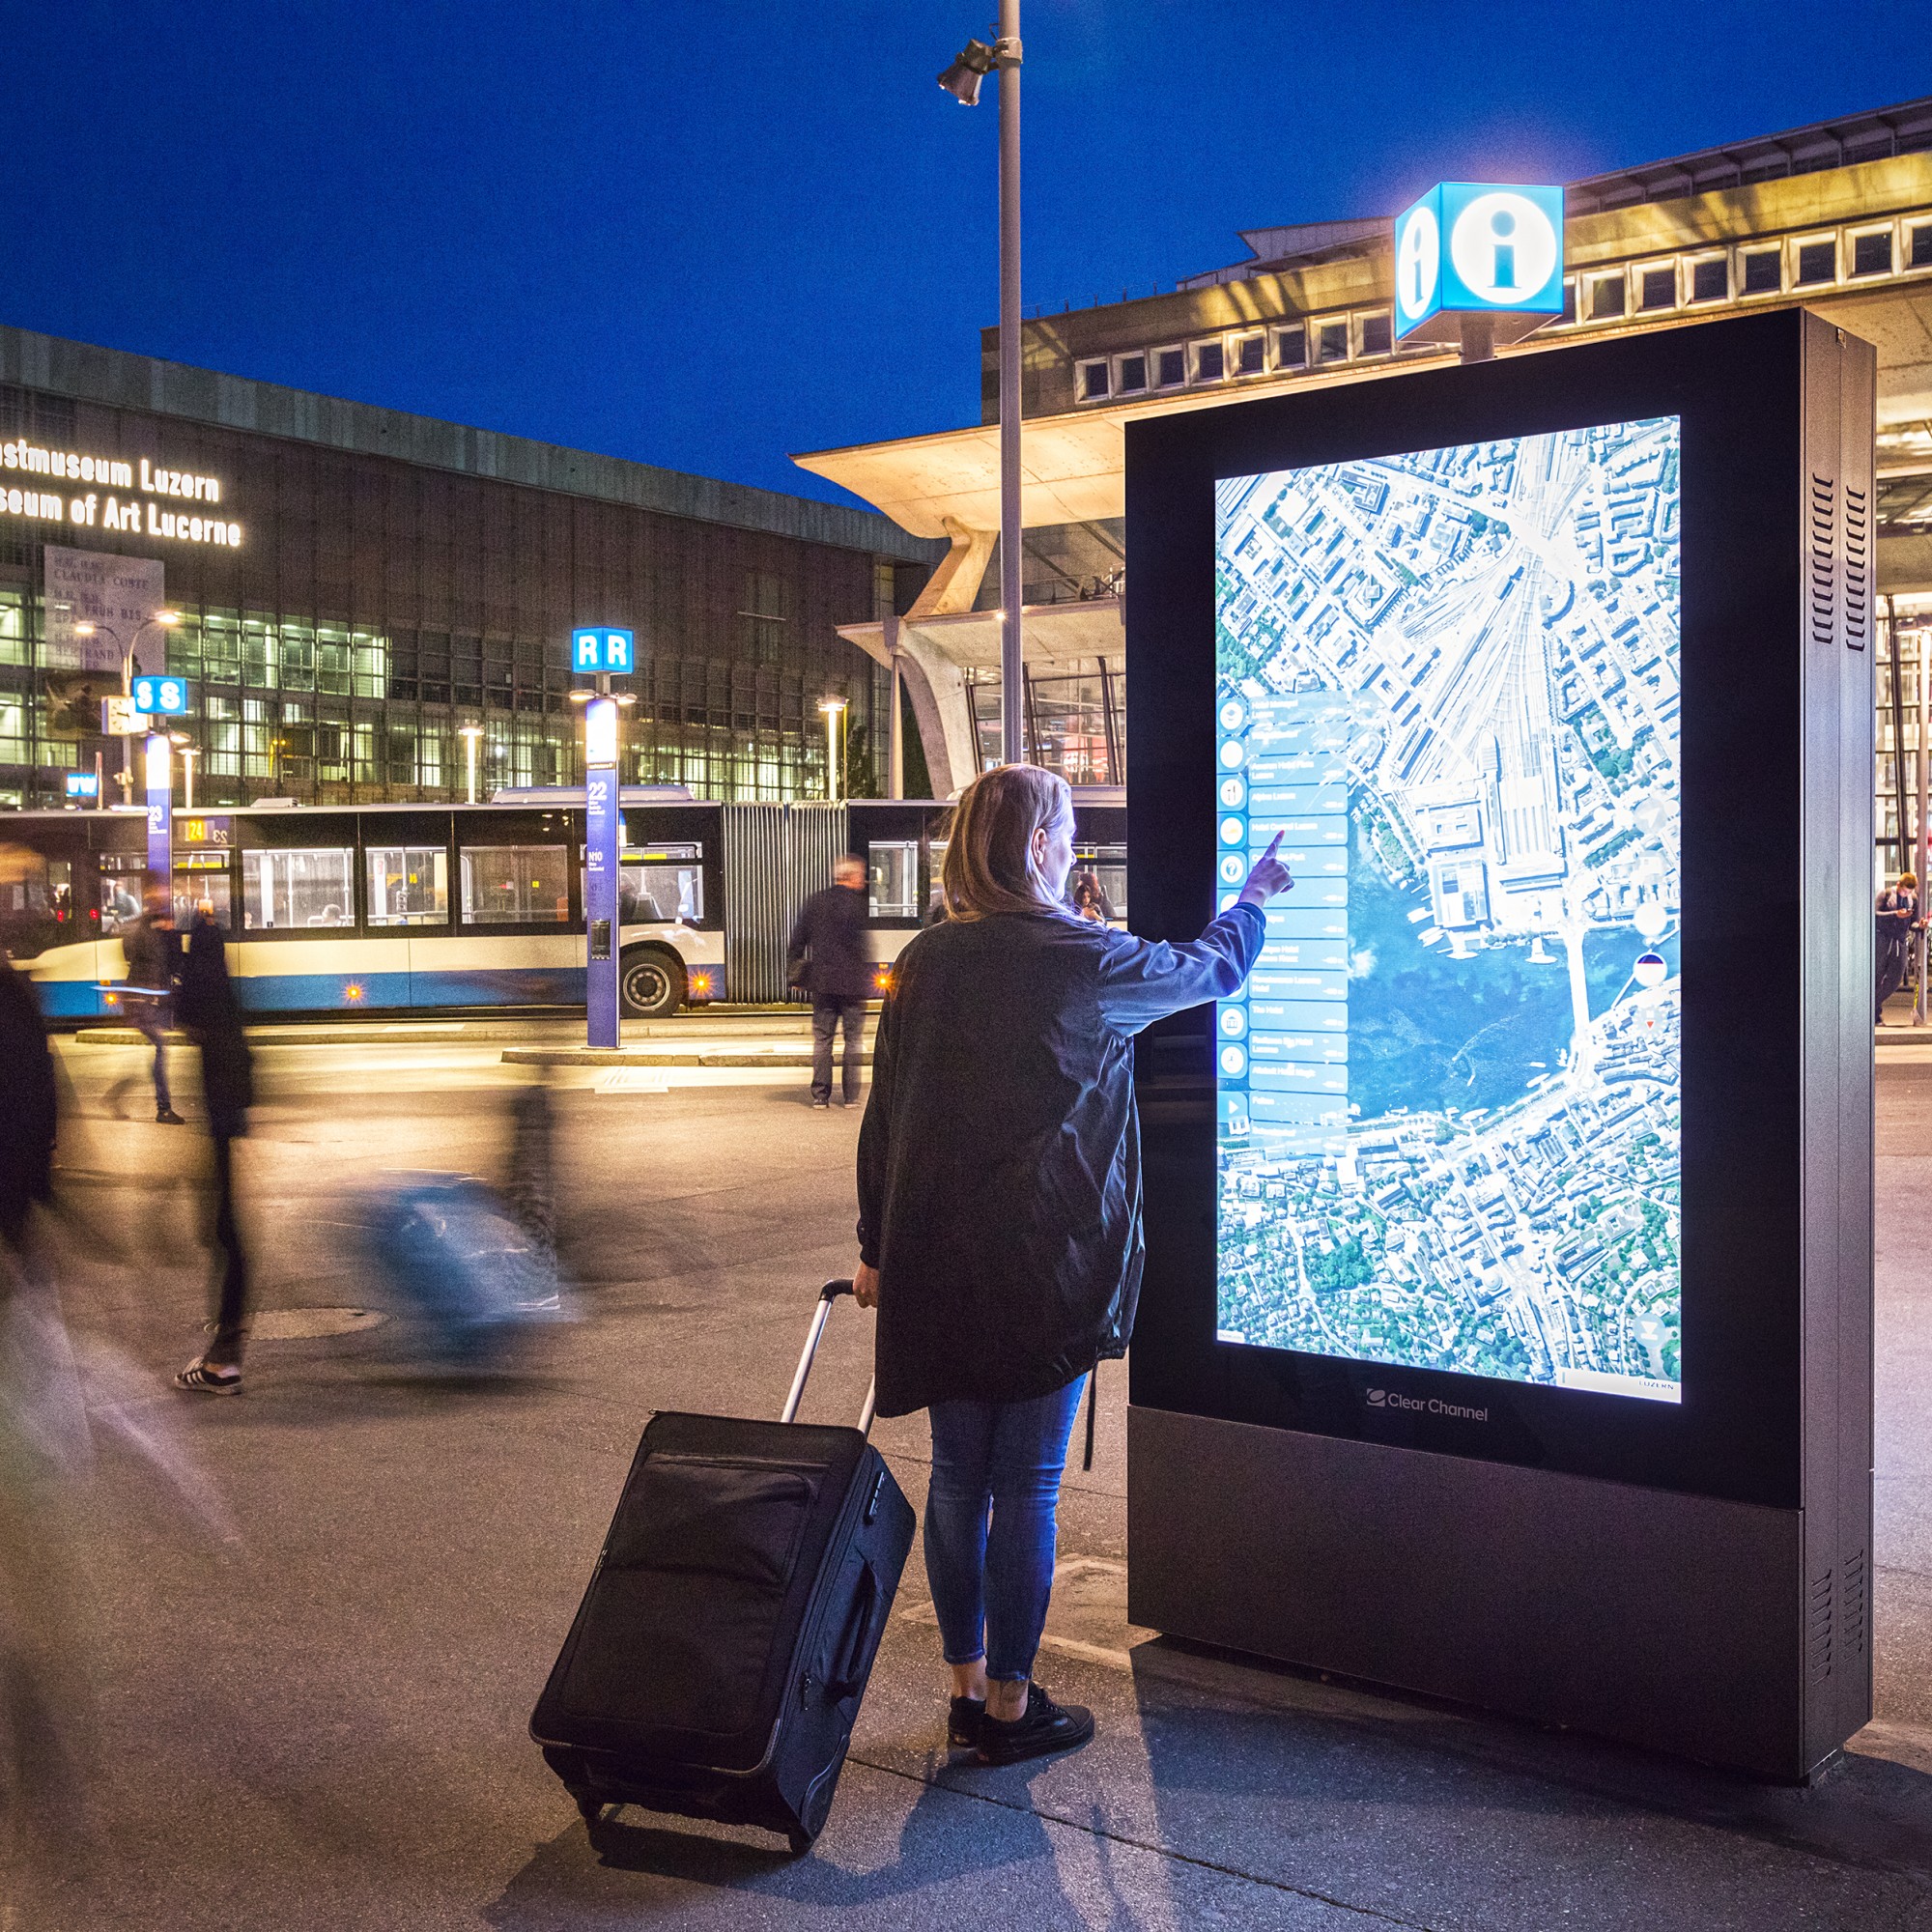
[1124,308,1874,1779]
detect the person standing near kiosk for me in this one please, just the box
[852,766,1292,1764]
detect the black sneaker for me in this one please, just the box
[974,1683,1094,1766]
[948,1695,985,1748]
[156,1108,185,1125]
[810,1096,830,1109]
[174,1358,242,1396]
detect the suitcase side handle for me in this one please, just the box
[781,1280,876,1434]
[827,1560,887,1699]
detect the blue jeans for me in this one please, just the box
[923,1375,1088,1683]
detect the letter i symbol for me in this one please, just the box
[1490,210,1517,291]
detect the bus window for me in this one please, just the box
[867,840,919,919]
[618,844,702,923]
[172,848,233,929]
[99,854,146,934]
[0,850,64,956]
[461,844,569,924]
[175,866,233,931]
[367,845,450,925]
[242,848,355,929]
[1074,845,1126,922]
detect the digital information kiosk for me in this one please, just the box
[1124,309,1874,1778]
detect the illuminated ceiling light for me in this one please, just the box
[937,36,997,104]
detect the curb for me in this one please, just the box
[502,1046,873,1069]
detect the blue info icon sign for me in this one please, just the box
[1394,183,1564,346]
[572,627,636,675]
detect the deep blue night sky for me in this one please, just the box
[2,2,1924,512]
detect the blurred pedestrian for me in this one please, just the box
[0,951,57,1256]
[173,901,255,1395]
[786,853,872,1108]
[853,766,1293,1765]
[123,898,184,1124]
[1877,870,1918,1025]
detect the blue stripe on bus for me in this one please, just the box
[36,961,724,1019]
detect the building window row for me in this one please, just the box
[1073,211,1932,407]
[1076,311,1397,405]
[1561,214,1932,327]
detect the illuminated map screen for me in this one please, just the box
[1212,419,1682,1404]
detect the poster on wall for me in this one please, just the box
[1212,417,1682,1405]
[43,546,167,673]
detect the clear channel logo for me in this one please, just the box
[1365,1387,1491,1423]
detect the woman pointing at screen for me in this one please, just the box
[853,764,1293,1765]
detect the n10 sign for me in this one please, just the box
[1394,184,1564,344]
[572,627,636,675]
[131,673,190,716]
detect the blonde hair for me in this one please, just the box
[1901,870,1919,890]
[940,764,1073,921]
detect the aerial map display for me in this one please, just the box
[1213,418,1682,1404]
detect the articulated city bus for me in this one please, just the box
[0,789,1126,1021]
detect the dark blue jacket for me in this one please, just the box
[786,884,873,1001]
[857,901,1264,1415]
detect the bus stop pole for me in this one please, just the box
[144,732,172,915]
[584,682,620,1049]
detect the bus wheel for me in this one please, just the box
[619,948,686,1018]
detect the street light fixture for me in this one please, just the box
[939,6,1025,766]
[818,696,848,803]
[937,36,996,104]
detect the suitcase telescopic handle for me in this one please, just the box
[781,1279,878,1435]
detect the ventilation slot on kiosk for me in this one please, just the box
[1808,474,1836,651]
[1806,1565,1835,1684]
[1842,1548,1867,1661]
[1843,484,1868,649]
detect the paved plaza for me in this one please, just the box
[6,1027,1932,1930]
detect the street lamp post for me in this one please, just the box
[940,4,1025,766]
[818,696,847,803]
[76,610,181,803]
[458,723,484,805]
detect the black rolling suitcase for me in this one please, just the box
[530,1279,915,1855]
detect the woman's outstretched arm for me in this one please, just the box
[1094,831,1293,1036]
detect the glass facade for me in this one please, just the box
[0,380,909,809]
[1878,598,1932,881]
[966,658,1126,784]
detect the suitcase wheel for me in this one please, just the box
[786,1827,815,1859]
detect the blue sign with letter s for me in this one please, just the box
[131,674,189,716]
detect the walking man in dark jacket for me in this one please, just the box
[786,855,873,1108]
[123,901,184,1123]
[173,902,256,1395]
